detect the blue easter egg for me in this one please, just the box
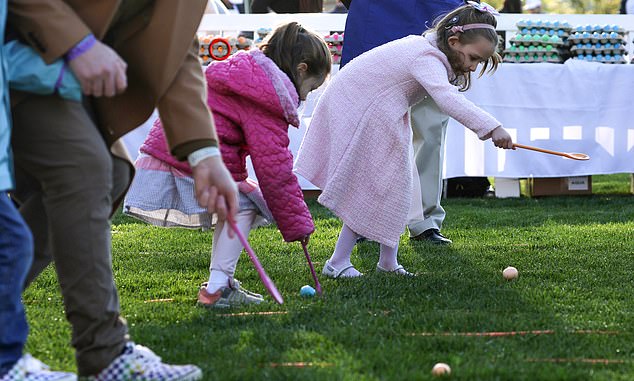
[300,285,316,297]
[558,30,565,36]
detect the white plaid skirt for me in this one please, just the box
[123,154,273,229]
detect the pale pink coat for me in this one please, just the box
[295,33,501,247]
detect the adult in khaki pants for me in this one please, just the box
[340,0,459,244]
[9,1,238,379]
[406,97,452,244]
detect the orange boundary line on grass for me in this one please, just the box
[143,298,174,303]
[407,330,620,337]
[218,311,288,317]
[268,362,334,368]
[527,358,627,365]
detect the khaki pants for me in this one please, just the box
[11,95,129,376]
[407,96,449,237]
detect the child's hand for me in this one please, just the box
[490,126,514,150]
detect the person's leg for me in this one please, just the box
[11,95,126,376]
[323,224,362,278]
[407,97,451,243]
[0,192,33,375]
[10,169,50,288]
[207,209,256,293]
[198,209,263,307]
[376,243,413,276]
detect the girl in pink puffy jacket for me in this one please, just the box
[124,22,331,307]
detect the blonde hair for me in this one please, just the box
[260,22,332,94]
[426,4,502,91]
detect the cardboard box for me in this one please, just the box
[529,176,592,196]
[494,178,521,198]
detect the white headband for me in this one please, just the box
[450,23,496,34]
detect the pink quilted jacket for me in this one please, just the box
[140,49,314,242]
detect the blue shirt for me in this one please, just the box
[0,1,13,191]
[340,0,464,67]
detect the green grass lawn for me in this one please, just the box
[24,174,634,380]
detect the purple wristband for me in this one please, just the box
[65,34,96,62]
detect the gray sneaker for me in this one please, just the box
[197,279,264,308]
[81,342,201,381]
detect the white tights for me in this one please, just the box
[206,209,256,293]
[328,224,400,272]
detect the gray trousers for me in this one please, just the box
[11,95,129,376]
[407,96,449,237]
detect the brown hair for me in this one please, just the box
[260,22,332,94]
[426,4,502,91]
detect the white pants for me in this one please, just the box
[407,96,449,236]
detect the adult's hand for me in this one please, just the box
[490,126,514,149]
[191,155,239,223]
[68,40,128,97]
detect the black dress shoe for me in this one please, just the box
[411,229,452,245]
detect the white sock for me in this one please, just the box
[206,269,230,293]
[378,243,399,270]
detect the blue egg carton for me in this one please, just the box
[516,19,573,31]
[570,42,627,56]
[518,27,569,38]
[571,54,627,64]
[573,24,625,34]
[567,31,626,45]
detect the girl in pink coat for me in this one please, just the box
[295,3,514,278]
[124,22,331,307]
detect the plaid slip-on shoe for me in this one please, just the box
[0,354,76,381]
[81,343,201,381]
[197,278,264,308]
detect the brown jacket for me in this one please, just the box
[8,0,217,158]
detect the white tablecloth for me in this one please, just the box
[124,61,634,190]
[444,60,634,179]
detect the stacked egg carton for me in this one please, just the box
[198,35,254,65]
[569,24,627,64]
[324,33,344,64]
[255,28,272,43]
[504,20,572,63]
